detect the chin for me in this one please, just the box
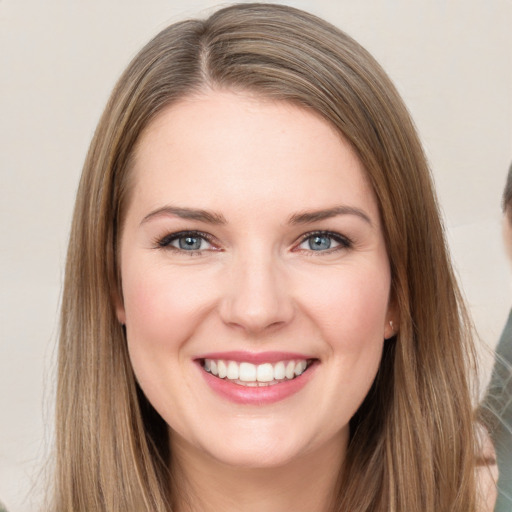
[196,427,308,469]
[209,444,301,470]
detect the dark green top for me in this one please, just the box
[482,309,512,512]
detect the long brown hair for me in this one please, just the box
[53,3,478,510]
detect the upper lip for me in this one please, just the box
[195,351,315,364]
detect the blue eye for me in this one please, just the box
[177,235,204,250]
[308,235,333,251]
[297,232,350,252]
[157,231,213,252]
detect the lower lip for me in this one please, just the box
[198,362,317,405]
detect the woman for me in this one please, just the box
[53,3,491,510]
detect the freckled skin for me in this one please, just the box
[117,90,394,472]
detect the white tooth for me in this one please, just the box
[218,360,227,378]
[204,359,211,372]
[274,361,285,380]
[294,360,307,376]
[257,363,274,382]
[285,361,296,379]
[239,362,257,382]
[227,361,239,380]
[210,360,218,376]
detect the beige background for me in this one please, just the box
[1,1,511,510]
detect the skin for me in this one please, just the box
[502,209,512,264]
[116,89,395,511]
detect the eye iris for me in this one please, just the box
[309,235,331,251]
[179,236,202,250]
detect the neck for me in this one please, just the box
[170,432,347,512]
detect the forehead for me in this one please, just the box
[128,90,380,222]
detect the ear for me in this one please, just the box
[112,287,126,325]
[384,320,396,340]
[384,298,399,340]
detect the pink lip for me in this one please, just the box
[195,351,313,364]
[196,358,318,405]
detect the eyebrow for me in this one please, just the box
[288,206,373,226]
[141,206,227,226]
[140,204,372,227]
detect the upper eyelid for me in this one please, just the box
[296,230,351,245]
[291,231,352,255]
[156,230,216,249]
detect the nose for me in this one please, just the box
[219,249,295,334]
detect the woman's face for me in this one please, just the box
[117,90,394,469]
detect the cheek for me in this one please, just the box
[120,263,218,419]
[287,264,390,430]
[123,263,209,334]
[298,263,391,348]
[120,263,218,378]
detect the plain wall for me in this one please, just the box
[1,0,511,510]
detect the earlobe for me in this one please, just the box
[112,289,126,325]
[116,305,126,325]
[384,299,399,339]
[384,319,396,340]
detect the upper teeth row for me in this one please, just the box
[204,359,308,382]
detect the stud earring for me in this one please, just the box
[385,320,396,340]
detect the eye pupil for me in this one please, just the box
[309,235,331,251]
[179,236,202,250]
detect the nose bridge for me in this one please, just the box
[220,242,294,333]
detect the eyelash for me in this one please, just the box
[295,230,352,254]
[154,230,352,255]
[154,230,217,254]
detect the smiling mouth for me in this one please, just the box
[200,358,315,387]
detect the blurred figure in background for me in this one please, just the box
[482,162,512,511]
